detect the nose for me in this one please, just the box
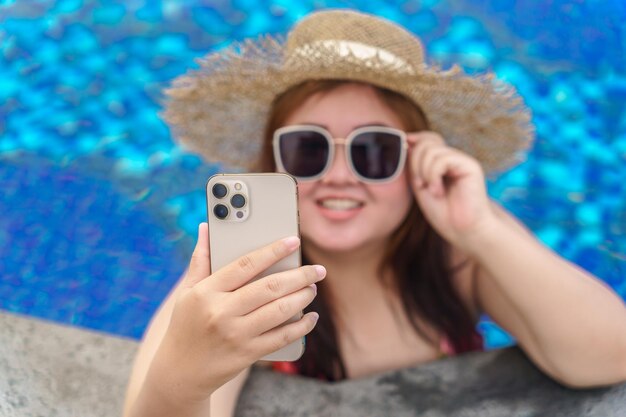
[320,143,359,185]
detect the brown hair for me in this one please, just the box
[258,80,482,381]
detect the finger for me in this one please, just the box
[232,265,326,316]
[243,284,318,336]
[409,134,446,187]
[184,222,211,288]
[406,131,445,146]
[252,311,320,358]
[408,132,445,172]
[204,236,301,292]
[421,151,451,197]
[418,146,449,192]
[407,131,445,151]
[423,151,471,196]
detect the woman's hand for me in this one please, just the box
[144,223,325,407]
[407,131,498,250]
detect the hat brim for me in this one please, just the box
[163,36,534,175]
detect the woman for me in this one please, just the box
[123,10,626,417]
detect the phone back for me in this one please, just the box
[206,173,304,361]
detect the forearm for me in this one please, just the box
[125,357,249,417]
[467,217,626,387]
[126,379,212,417]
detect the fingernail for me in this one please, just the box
[309,283,317,294]
[282,236,300,250]
[310,312,319,323]
[313,265,326,279]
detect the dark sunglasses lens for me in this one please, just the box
[351,132,402,180]
[278,130,329,178]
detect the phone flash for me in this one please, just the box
[235,183,242,190]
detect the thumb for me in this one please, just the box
[184,222,211,287]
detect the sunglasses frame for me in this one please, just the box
[273,124,408,184]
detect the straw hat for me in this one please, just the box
[163,9,534,174]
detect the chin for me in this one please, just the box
[301,229,377,254]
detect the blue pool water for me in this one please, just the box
[1,0,625,348]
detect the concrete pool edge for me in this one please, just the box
[0,310,137,417]
[1,310,624,416]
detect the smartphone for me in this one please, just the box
[206,173,304,361]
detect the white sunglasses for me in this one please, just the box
[273,125,408,183]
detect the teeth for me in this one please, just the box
[319,198,362,210]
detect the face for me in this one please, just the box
[280,83,413,254]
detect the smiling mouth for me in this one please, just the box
[317,198,364,211]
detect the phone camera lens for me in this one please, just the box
[231,194,246,209]
[213,204,229,219]
[212,183,228,199]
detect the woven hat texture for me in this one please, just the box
[163,9,534,174]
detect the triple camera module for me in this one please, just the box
[211,182,247,221]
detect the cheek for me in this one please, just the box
[295,182,318,223]
[369,169,415,232]
[373,181,413,222]
[296,182,315,204]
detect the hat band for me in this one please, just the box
[288,39,414,73]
